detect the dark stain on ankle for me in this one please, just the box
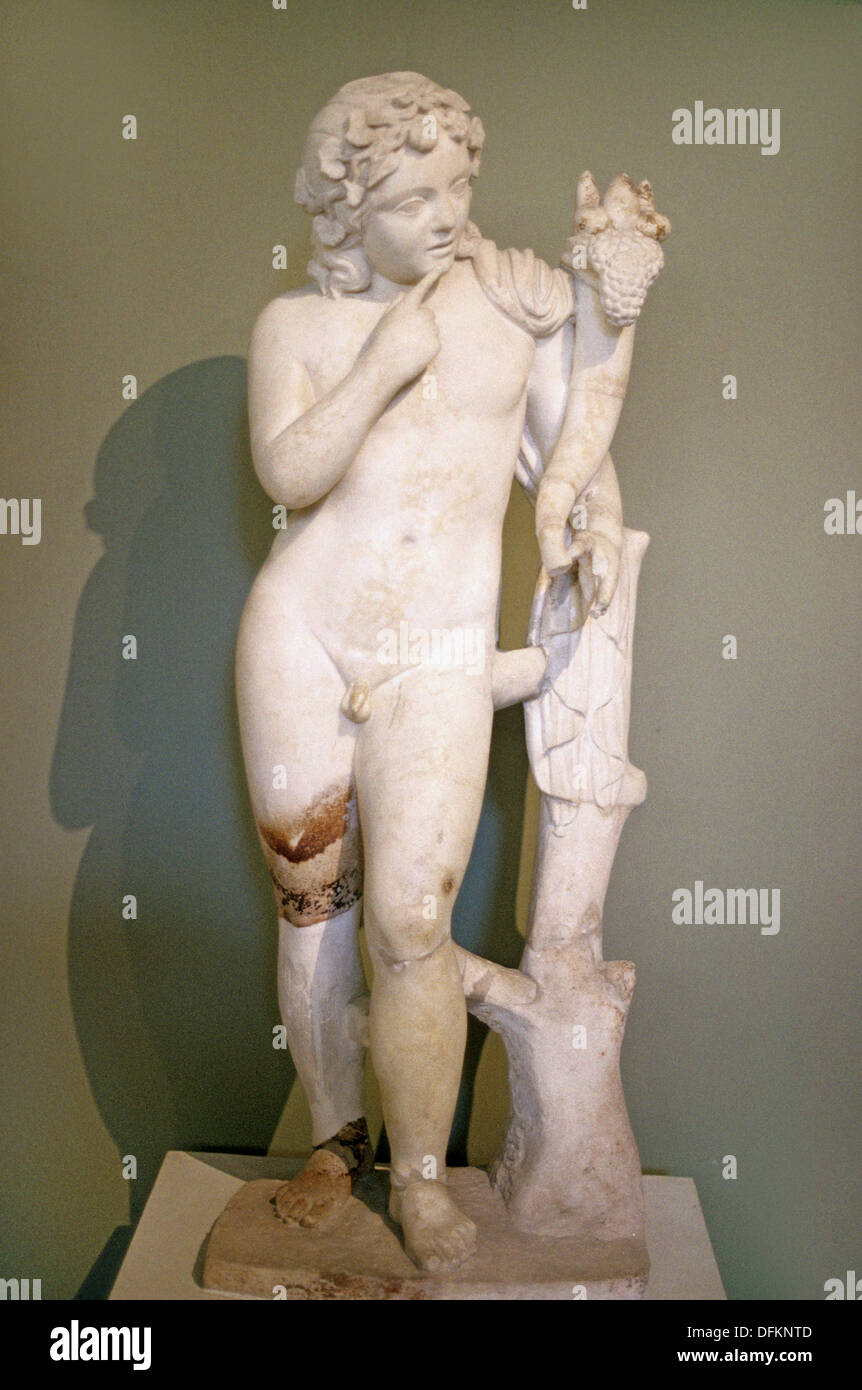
[313,1116,375,1182]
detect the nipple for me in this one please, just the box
[341,679,373,724]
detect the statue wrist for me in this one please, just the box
[535,476,577,534]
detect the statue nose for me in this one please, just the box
[432,198,456,233]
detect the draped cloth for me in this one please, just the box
[469,235,575,341]
[524,528,648,828]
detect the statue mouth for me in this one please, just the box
[427,239,455,255]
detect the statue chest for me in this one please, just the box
[412,291,535,420]
[307,280,536,424]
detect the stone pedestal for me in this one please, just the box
[109,1152,726,1301]
[203,1166,647,1300]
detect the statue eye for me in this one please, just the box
[394,196,426,216]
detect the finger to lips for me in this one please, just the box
[392,266,444,309]
[411,265,445,300]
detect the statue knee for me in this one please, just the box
[364,891,451,966]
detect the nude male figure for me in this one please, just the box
[236,73,659,1271]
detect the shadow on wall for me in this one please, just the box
[49,358,287,1237]
[49,354,528,1285]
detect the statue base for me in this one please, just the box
[202,1165,648,1300]
[108,1152,726,1301]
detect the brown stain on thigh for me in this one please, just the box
[260,786,351,863]
[258,783,363,927]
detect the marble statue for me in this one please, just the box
[232,72,669,1282]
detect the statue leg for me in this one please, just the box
[236,600,371,1227]
[354,664,493,1271]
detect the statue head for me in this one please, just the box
[295,72,486,295]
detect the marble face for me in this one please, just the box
[360,134,473,286]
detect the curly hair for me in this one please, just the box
[295,72,486,297]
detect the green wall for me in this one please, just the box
[1,0,859,1300]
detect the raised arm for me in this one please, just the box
[248,269,443,508]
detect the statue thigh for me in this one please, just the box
[354,666,494,965]
[236,603,361,927]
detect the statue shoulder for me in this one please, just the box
[469,234,574,340]
[249,286,328,360]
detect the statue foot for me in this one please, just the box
[273,1149,351,1229]
[389,1179,477,1272]
[273,1116,373,1230]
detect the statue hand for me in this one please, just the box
[537,517,575,579]
[536,475,577,577]
[537,516,620,618]
[569,528,621,618]
[562,171,670,327]
[361,267,443,393]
